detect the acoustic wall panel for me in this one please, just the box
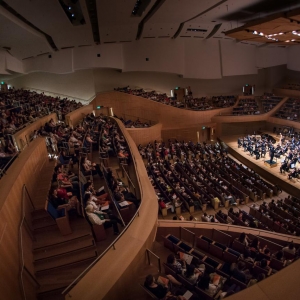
[184,39,222,79]
[221,40,257,76]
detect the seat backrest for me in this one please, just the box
[252,265,269,277]
[223,251,238,264]
[269,258,284,271]
[230,277,247,290]
[46,200,65,220]
[140,284,159,300]
[209,244,224,260]
[196,237,209,252]
[194,286,214,300]
[178,274,195,291]
[163,263,178,278]
[232,240,246,253]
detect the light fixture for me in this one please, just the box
[68,6,71,10]
[291,39,296,41]
[259,32,264,36]
[71,13,75,17]
[253,31,258,35]
[285,40,290,42]
[279,32,284,35]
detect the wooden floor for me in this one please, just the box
[221,134,300,197]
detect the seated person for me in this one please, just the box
[231,261,247,283]
[166,254,186,275]
[49,188,80,215]
[81,156,103,177]
[283,242,296,254]
[114,185,140,208]
[236,232,251,246]
[197,273,218,297]
[85,204,122,235]
[144,274,185,300]
[183,264,203,285]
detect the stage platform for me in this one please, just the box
[220,134,300,198]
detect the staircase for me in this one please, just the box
[32,210,97,300]
[26,160,97,300]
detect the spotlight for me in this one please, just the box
[71,13,75,17]
[279,32,284,35]
[285,40,290,42]
[292,39,296,41]
[259,32,264,36]
[253,31,258,35]
[68,6,71,10]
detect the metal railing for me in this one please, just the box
[146,249,161,274]
[121,164,136,197]
[24,87,95,104]
[19,185,39,300]
[0,152,19,178]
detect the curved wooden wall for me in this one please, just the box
[126,122,162,145]
[93,91,235,129]
[0,138,48,300]
[65,118,158,300]
[65,104,93,127]
[273,88,300,98]
[13,113,57,150]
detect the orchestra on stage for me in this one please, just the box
[237,133,300,180]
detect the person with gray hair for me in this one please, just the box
[85,204,121,235]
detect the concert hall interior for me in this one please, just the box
[2,1,300,300]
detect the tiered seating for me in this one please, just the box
[275,98,300,121]
[146,140,277,217]
[159,228,298,299]
[232,98,260,115]
[259,95,283,113]
[115,86,237,111]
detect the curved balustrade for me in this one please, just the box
[24,87,95,104]
[126,122,163,145]
[65,104,93,127]
[92,91,235,130]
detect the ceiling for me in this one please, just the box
[225,8,300,45]
[0,0,300,60]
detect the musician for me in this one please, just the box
[288,168,298,180]
[280,160,288,173]
[279,133,282,146]
[269,147,275,163]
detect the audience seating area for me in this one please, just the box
[114,86,237,111]
[274,98,300,121]
[142,229,299,299]
[143,140,277,218]
[232,98,260,115]
[0,88,83,176]
[259,94,283,113]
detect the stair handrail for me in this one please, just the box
[19,185,40,300]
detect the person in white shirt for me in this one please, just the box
[85,204,121,235]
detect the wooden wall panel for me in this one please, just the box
[0,138,48,300]
[65,104,93,127]
[273,88,300,98]
[13,113,57,150]
[126,123,162,145]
